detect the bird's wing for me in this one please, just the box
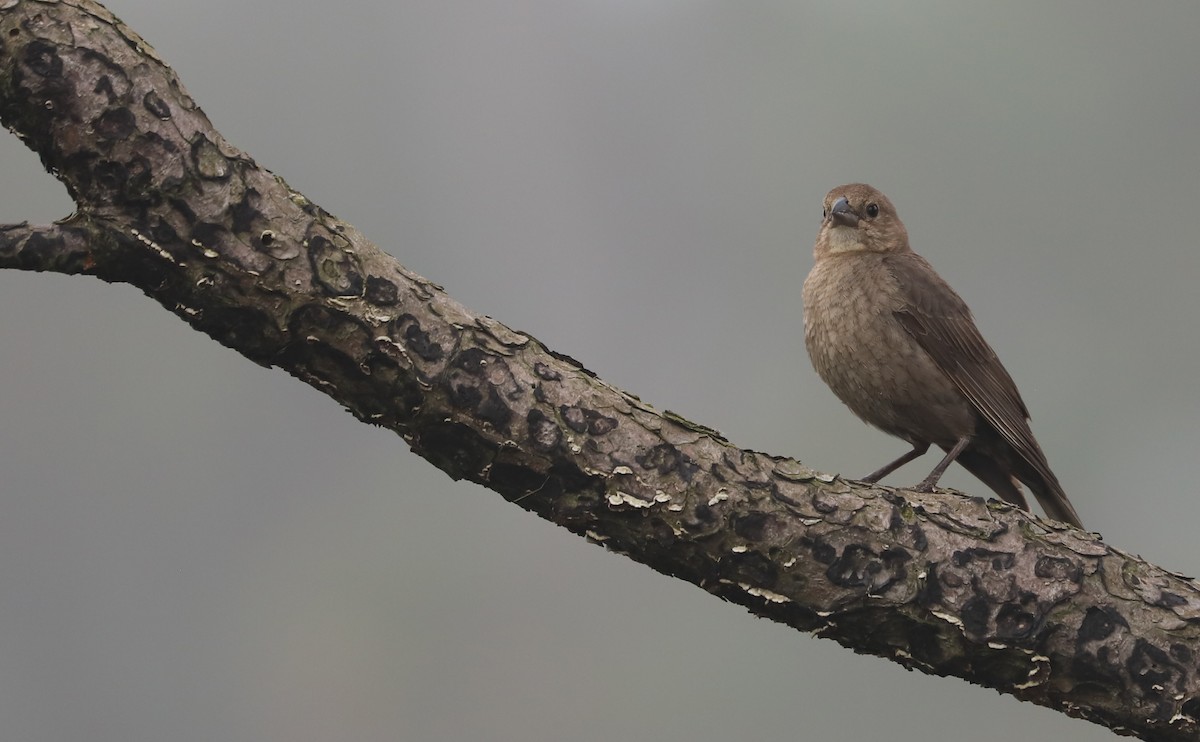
[884,253,1047,473]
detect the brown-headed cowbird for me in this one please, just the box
[802,183,1082,528]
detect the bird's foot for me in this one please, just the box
[912,477,939,493]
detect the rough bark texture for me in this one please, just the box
[1,3,1198,739]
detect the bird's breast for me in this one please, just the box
[802,255,973,443]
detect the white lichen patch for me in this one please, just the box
[611,465,633,475]
[741,584,791,603]
[585,530,609,542]
[607,491,652,508]
[731,545,748,553]
[1012,656,1050,690]
[364,309,392,325]
[708,488,729,506]
[375,336,410,357]
[653,491,670,503]
[130,228,177,263]
[930,610,964,629]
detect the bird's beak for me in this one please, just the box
[830,196,858,228]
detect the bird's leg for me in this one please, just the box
[861,442,929,483]
[913,436,971,492]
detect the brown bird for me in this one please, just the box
[802,183,1082,527]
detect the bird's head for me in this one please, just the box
[814,183,909,259]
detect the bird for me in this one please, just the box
[801,183,1083,528]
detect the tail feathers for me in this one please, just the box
[1023,472,1084,529]
[955,449,1029,511]
[955,448,1083,528]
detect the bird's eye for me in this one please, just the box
[866,203,879,218]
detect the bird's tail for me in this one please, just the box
[956,449,1084,529]
[1023,470,1084,529]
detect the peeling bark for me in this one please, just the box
[1,3,1197,739]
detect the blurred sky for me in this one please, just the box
[2,2,1198,741]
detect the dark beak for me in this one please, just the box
[830,196,858,228]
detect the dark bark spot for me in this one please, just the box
[830,542,902,588]
[191,136,229,179]
[559,405,616,435]
[168,196,197,223]
[561,405,587,432]
[881,547,911,568]
[960,596,990,636]
[1128,640,1182,695]
[733,511,771,541]
[1169,643,1192,664]
[392,314,442,361]
[92,155,152,204]
[811,491,838,514]
[125,155,153,196]
[1180,697,1200,721]
[534,362,562,381]
[143,91,171,119]
[908,523,928,551]
[93,75,117,103]
[994,600,1038,640]
[17,228,70,272]
[191,221,226,251]
[1034,554,1083,582]
[444,349,513,432]
[92,159,128,194]
[23,40,62,78]
[365,275,399,305]
[916,563,944,607]
[474,389,512,430]
[231,189,262,234]
[307,235,364,297]
[586,411,617,435]
[1077,606,1128,644]
[1155,591,1188,608]
[807,537,836,565]
[527,409,561,453]
[147,216,178,245]
[952,547,1015,570]
[637,443,681,475]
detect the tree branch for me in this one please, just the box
[0,221,95,273]
[1,2,1196,738]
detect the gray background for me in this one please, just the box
[1,2,1196,740]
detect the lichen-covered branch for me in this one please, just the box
[0,2,1197,739]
